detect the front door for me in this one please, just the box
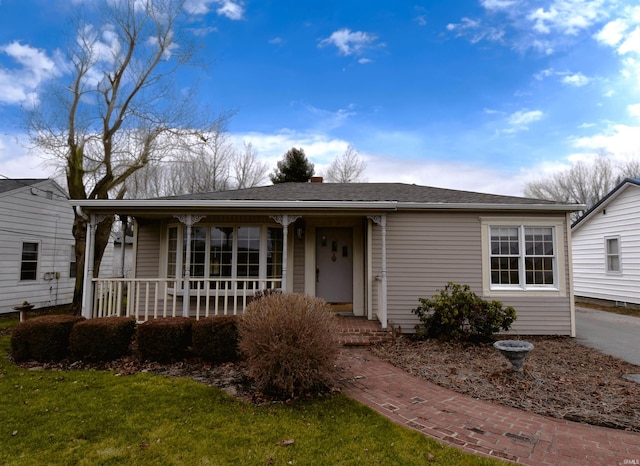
[315,227,353,303]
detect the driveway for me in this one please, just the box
[575,306,640,366]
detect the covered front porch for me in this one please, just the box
[78,204,392,329]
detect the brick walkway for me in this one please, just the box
[337,348,640,465]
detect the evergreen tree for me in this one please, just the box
[270,147,315,183]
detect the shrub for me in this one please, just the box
[11,315,85,362]
[136,317,192,362]
[191,316,240,364]
[412,282,517,341]
[239,293,339,399]
[70,317,136,361]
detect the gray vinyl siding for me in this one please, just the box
[0,180,75,313]
[292,236,305,293]
[135,220,162,278]
[573,186,640,305]
[371,211,573,335]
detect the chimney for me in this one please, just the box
[310,176,323,183]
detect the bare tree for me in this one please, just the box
[125,123,267,197]
[324,145,367,183]
[28,0,207,312]
[232,142,268,189]
[524,156,640,221]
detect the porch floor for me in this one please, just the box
[335,315,392,347]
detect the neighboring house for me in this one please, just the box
[0,179,76,313]
[572,178,640,307]
[71,181,581,335]
[112,231,134,278]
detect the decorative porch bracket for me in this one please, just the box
[82,213,111,319]
[368,215,387,331]
[175,214,205,317]
[270,215,301,293]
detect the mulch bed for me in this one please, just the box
[370,336,640,432]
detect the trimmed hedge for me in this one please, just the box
[191,316,240,364]
[70,317,136,361]
[136,317,192,362]
[11,315,86,362]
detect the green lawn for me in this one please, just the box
[0,318,502,465]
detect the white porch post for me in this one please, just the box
[270,215,300,292]
[176,215,204,317]
[368,215,387,330]
[81,215,97,319]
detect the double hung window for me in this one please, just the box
[489,225,557,290]
[167,224,283,289]
[20,242,39,281]
[605,237,621,273]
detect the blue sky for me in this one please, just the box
[1,0,640,196]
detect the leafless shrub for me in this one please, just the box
[239,293,339,399]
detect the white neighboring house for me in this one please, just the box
[0,179,76,313]
[572,178,640,307]
[112,230,134,278]
[0,178,115,314]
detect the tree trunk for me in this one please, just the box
[71,213,87,316]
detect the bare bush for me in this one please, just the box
[239,293,339,399]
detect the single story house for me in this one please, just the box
[0,179,76,313]
[71,181,582,335]
[572,178,640,307]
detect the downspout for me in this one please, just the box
[566,212,577,338]
[380,216,388,331]
[368,215,388,330]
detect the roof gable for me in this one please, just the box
[572,178,640,231]
[0,178,49,195]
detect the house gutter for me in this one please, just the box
[68,200,399,211]
[69,199,583,213]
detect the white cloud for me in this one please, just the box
[228,129,529,196]
[451,0,611,52]
[627,103,640,118]
[561,72,590,86]
[183,0,244,20]
[216,0,244,20]
[318,28,379,57]
[572,123,640,157]
[595,18,628,46]
[504,109,544,133]
[480,0,516,11]
[618,27,640,55]
[527,1,607,36]
[268,37,283,45]
[0,133,54,179]
[0,41,60,106]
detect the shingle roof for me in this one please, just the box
[0,179,48,195]
[161,182,562,206]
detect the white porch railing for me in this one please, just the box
[91,277,282,321]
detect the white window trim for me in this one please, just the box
[480,217,567,298]
[604,235,622,275]
[163,223,282,287]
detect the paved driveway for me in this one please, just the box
[575,306,640,366]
